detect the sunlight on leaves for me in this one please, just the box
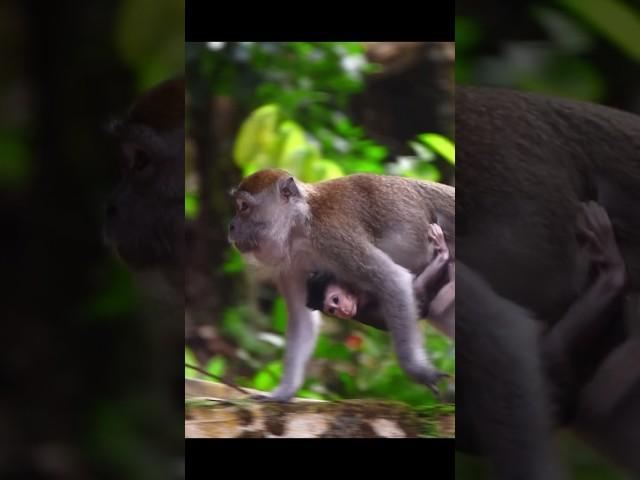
[418,133,455,164]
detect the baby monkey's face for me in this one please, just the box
[323,283,359,319]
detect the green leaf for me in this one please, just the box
[409,141,436,161]
[414,162,442,182]
[273,120,321,173]
[222,248,245,274]
[185,193,199,218]
[559,0,640,61]
[206,356,226,377]
[362,144,388,162]
[338,371,357,395]
[418,133,455,164]
[115,0,184,89]
[233,104,281,167]
[271,297,288,334]
[185,348,198,378]
[315,335,352,361]
[517,56,604,102]
[297,389,326,400]
[253,361,282,390]
[455,16,483,52]
[307,159,344,181]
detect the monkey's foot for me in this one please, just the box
[424,371,450,400]
[442,384,455,404]
[577,201,626,289]
[427,223,449,260]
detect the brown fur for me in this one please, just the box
[237,169,290,196]
[127,77,185,132]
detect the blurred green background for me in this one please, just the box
[456,0,639,478]
[184,42,455,411]
[0,1,183,479]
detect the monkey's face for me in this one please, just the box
[229,174,309,266]
[323,284,358,319]
[228,189,286,264]
[104,125,184,271]
[228,190,264,253]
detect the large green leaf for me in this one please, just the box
[418,133,455,164]
[233,104,281,167]
[560,0,640,61]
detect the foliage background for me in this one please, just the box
[456,0,640,478]
[0,1,183,479]
[185,42,455,409]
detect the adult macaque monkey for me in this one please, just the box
[228,169,454,401]
[104,76,185,293]
[101,76,185,477]
[456,87,640,479]
[306,221,454,339]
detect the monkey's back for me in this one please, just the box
[308,173,454,237]
[457,86,640,316]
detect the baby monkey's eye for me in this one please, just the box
[332,296,339,304]
[238,201,249,213]
[328,307,336,314]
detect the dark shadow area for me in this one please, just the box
[0,1,183,478]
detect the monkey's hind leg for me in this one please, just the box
[457,261,565,480]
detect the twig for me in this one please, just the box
[185,363,250,395]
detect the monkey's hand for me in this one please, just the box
[577,201,626,291]
[427,223,450,263]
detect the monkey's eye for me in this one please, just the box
[332,296,339,305]
[237,200,249,213]
[328,307,336,315]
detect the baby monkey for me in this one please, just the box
[306,223,454,338]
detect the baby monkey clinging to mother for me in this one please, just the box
[306,222,454,340]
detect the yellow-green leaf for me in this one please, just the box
[233,104,280,167]
[560,0,640,62]
[418,133,455,164]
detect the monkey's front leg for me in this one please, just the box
[367,248,446,395]
[456,261,566,480]
[255,272,322,403]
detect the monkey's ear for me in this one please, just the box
[279,176,300,200]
